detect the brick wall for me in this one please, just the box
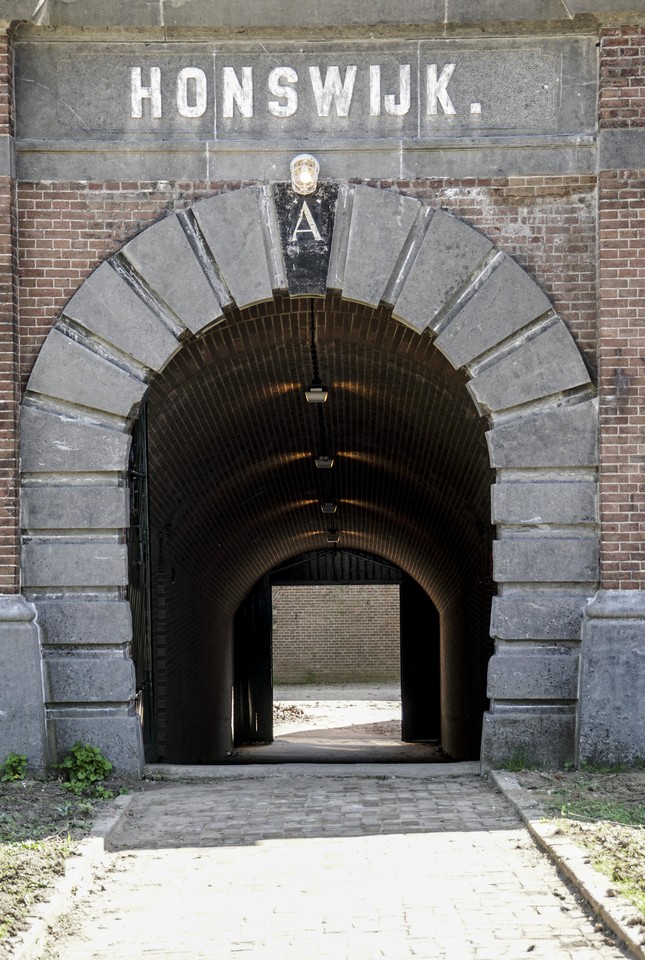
[0,30,18,593]
[598,26,645,588]
[272,584,400,683]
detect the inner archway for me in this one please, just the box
[20,184,598,774]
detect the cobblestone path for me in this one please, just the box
[37,771,634,960]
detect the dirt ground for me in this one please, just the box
[514,767,645,927]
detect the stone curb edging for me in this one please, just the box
[10,792,134,960]
[144,761,481,780]
[490,770,645,960]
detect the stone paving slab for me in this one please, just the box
[32,771,635,960]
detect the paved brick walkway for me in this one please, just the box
[38,771,634,960]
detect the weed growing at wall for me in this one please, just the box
[58,742,114,799]
[0,753,27,782]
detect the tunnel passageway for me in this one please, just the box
[136,292,494,764]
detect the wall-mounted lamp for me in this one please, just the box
[305,378,329,403]
[291,154,319,195]
[315,454,334,469]
[321,501,338,514]
[326,530,340,543]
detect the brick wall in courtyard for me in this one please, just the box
[272,584,400,684]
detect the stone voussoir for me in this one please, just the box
[27,328,146,419]
[341,184,420,307]
[392,207,493,333]
[468,320,591,414]
[193,188,275,309]
[63,260,181,372]
[122,212,224,334]
[434,255,552,369]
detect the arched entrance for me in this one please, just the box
[20,184,598,774]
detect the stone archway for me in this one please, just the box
[20,184,598,773]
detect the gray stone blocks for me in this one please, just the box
[20,406,131,474]
[487,648,579,700]
[493,538,599,583]
[341,186,419,307]
[27,328,146,419]
[194,189,274,308]
[46,657,135,704]
[469,321,590,413]
[0,596,46,773]
[486,399,598,467]
[22,485,128,531]
[481,710,576,770]
[36,600,132,646]
[63,262,180,372]
[492,481,596,525]
[393,209,492,333]
[435,257,552,368]
[22,542,128,589]
[50,715,143,777]
[577,590,645,766]
[123,214,223,334]
[491,595,590,641]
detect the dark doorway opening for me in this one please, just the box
[130,293,494,765]
[232,550,440,757]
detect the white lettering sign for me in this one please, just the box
[291,201,323,241]
[222,66,253,118]
[129,60,461,123]
[268,67,299,118]
[369,64,411,117]
[308,65,357,118]
[131,66,162,119]
[426,63,456,115]
[176,67,207,118]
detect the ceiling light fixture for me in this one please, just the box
[290,153,320,195]
[326,530,340,544]
[321,501,338,514]
[304,378,329,403]
[315,454,334,469]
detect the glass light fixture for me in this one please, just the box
[314,454,334,469]
[305,379,329,403]
[290,154,320,195]
[326,530,340,543]
[321,501,338,514]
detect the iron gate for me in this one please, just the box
[127,403,155,755]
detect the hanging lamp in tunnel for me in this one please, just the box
[315,453,334,469]
[326,530,340,543]
[305,299,329,403]
[321,500,338,514]
[305,378,328,403]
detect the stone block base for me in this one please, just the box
[0,596,46,773]
[577,590,645,766]
[49,715,144,778]
[480,710,576,771]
